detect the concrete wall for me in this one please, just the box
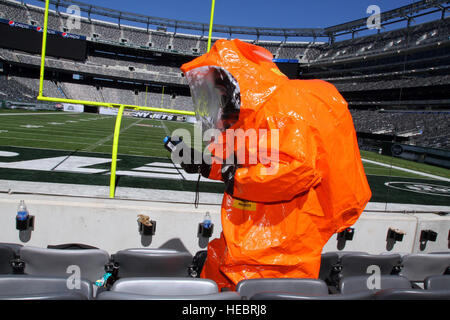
[0,193,449,255]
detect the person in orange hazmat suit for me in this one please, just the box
[170,39,372,291]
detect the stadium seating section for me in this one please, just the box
[350,110,449,149]
[0,242,449,300]
[1,0,448,149]
[0,1,447,61]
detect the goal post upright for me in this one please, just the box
[110,104,125,199]
[38,0,50,99]
[207,0,216,52]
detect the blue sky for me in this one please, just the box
[24,0,422,28]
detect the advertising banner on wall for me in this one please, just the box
[99,107,118,116]
[63,103,84,113]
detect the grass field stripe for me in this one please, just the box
[0,131,101,142]
[0,136,93,145]
[366,173,429,179]
[0,113,64,116]
[83,118,144,152]
[362,158,450,182]
[159,120,171,136]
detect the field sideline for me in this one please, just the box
[0,110,448,206]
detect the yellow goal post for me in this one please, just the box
[37,0,216,198]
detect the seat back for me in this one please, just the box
[96,291,241,300]
[399,253,450,282]
[374,288,450,300]
[339,275,412,294]
[113,248,192,278]
[250,291,375,300]
[111,277,218,296]
[0,275,92,300]
[424,275,450,290]
[0,246,15,274]
[319,252,340,282]
[236,278,329,299]
[0,243,23,256]
[339,253,402,279]
[20,246,110,282]
[0,292,88,300]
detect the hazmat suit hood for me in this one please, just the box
[181,39,288,132]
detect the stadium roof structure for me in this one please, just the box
[325,0,450,40]
[38,0,450,41]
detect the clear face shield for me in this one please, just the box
[185,66,241,133]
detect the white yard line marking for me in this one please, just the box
[159,120,170,136]
[0,151,19,157]
[83,118,144,152]
[20,125,43,129]
[361,159,450,182]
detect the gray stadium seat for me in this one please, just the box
[399,253,450,283]
[339,253,402,279]
[0,275,93,300]
[96,291,240,300]
[96,277,241,300]
[319,252,340,282]
[111,277,217,295]
[0,292,88,300]
[424,275,450,291]
[236,278,329,300]
[112,248,193,277]
[339,275,412,294]
[333,251,369,258]
[374,288,450,300]
[0,246,15,274]
[19,246,110,282]
[0,243,23,256]
[249,291,375,300]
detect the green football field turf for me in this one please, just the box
[0,111,447,178]
[0,111,196,158]
[0,110,448,205]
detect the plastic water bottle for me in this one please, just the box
[17,200,29,221]
[203,212,212,229]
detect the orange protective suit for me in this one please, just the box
[181,39,372,291]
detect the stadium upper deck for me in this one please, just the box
[0,0,448,59]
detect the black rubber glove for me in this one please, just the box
[171,141,211,178]
[221,160,237,196]
[181,161,211,178]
